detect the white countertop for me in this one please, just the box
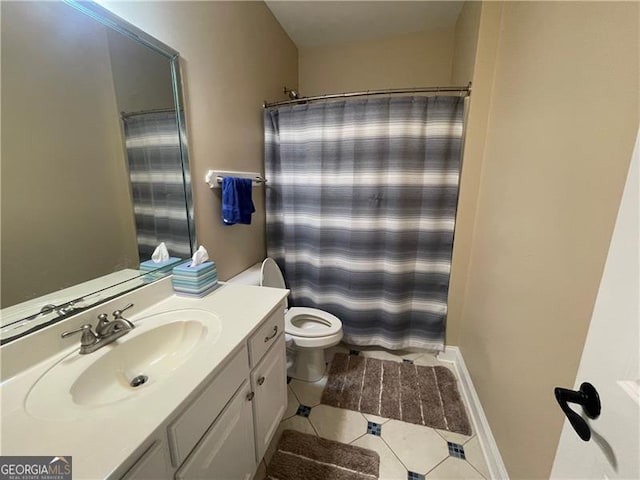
[0,283,288,479]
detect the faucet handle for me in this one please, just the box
[96,313,110,335]
[112,303,134,319]
[61,324,98,347]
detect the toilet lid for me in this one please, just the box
[285,307,342,338]
[261,258,288,308]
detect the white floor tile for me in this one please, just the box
[412,352,440,366]
[382,420,449,473]
[425,457,484,479]
[308,404,368,444]
[283,386,299,419]
[435,428,473,445]
[353,346,435,364]
[358,349,406,362]
[276,342,494,480]
[264,415,317,465]
[362,412,392,425]
[462,436,490,479]
[289,375,327,407]
[352,434,407,480]
[413,354,455,372]
[402,350,431,361]
[354,347,408,362]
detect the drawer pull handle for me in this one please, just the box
[246,391,255,401]
[257,376,265,386]
[264,326,278,342]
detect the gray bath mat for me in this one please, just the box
[267,429,379,480]
[321,353,472,436]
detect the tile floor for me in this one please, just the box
[254,344,492,480]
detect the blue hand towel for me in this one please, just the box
[222,177,255,225]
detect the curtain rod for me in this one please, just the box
[263,82,471,108]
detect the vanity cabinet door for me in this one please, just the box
[168,346,249,466]
[251,334,287,461]
[175,381,256,480]
[120,440,172,480]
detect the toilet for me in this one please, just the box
[228,258,343,382]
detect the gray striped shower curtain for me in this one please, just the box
[264,96,464,350]
[122,111,192,261]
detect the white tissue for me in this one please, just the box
[151,242,170,263]
[190,245,209,267]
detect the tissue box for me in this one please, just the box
[172,282,219,297]
[172,261,218,297]
[140,257,183,273]
[140,257,183,284]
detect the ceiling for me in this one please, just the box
[265,1,465,49]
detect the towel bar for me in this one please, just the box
[205,170,268,189]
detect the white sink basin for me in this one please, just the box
[25,308,221,421]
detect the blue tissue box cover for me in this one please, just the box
[173,276,218,291]
[140,257,182,270]
[172,272,218,287]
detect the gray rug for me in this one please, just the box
[267,430,379,480]
[321,353,472,436]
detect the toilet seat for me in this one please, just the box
[285,307,342,338]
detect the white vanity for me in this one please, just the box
[0,277,289,479]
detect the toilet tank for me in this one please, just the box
[225,262,262,285]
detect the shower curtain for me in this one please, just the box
[122,110,192,261]
[264,96,464,351]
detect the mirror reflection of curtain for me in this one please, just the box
[265,96,464,351]
[122,110,191,261]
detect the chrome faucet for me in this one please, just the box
[61,303,136,354]
[96,303,135,336]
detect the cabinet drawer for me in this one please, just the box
[168,346,249,466]
[248,304,285,368]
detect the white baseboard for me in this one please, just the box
[438,346,509,479]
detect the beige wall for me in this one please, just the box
[100,1,298,281]
[299,28,455,96]
[450,1,481,86]
[447,2,500,347]
[456,2,639,478]
[0,2,138,307]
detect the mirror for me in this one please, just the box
[0,1,195,342]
